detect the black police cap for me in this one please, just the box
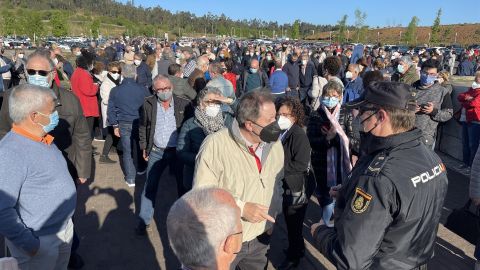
[346,81,417,112]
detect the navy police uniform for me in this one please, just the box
[312,82,448,270]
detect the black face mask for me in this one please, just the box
[252,121,282,143]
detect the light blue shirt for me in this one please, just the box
[154,98,178,148]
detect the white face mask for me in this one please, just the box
[75,51,81,56]
[53,58,59,65]
[205,104,221,117]
[278,115,293,130]
[110,73,120,80]
[302,60,308,66]
[266,55,272,61]
[345,71,353,79]
[473,81,480,89]
[18,54,24,59]
[134,59,142,66]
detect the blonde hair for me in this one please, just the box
[438,71,450,82]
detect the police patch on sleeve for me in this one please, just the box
[351,187,373,214]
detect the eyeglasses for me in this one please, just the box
[153,87,172,92]
[358,106,378,116]
[26,69,51,76]
[204,100,221,106]
[230,231,243,255]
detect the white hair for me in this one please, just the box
[166,187,237,269]
[196,56,209,69]
[152,74,171,86]
[9,84,57,123]
[400,56,413,66]
[122,64,137,79]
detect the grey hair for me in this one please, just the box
[322,80,343,97]
[9,84,57,123]
[349,64,361,73]
[152,75,172,87]
[236,89,275,127]
[167,187,237,269]
[400,56,413,66]
[196,56,209,69]
[196,87,222,105]
[122,64,137,79]
[27,49,55,70]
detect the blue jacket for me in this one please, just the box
[269,69,288,94]
[107,78,151,125]
[343,76,364,103]
[136,62,152,89]
[283,60,300,89]
[458,60,475,76]
[299,62,316,90]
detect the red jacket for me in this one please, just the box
[223,72,237,92]
[71,68,99,117]
[458,87,480,122]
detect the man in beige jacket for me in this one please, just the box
[194,90,284,270]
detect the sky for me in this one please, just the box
[119,0,479,27]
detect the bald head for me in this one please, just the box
[196,56,209,72]
[250,59,259,69]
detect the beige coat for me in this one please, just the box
[193,120,284,242]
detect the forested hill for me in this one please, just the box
[1,0,478,45]
[0,0,335,38]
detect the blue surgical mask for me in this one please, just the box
[156,90,173,102]
[397,64,405,74]
[27,74,51,88]
[321,97,340,108]
[205,71,211,81]
[250,68,258,74]
[37,111,59,133]
[420,73,436,86]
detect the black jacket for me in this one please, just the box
[0,84,92,179]
[307,106,346,206]
[139,95,193,154]
[282,60,300,89]
[282,124,312,192]
[299,62,316,90]
[313,128,448,270]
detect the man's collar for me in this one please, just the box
[11,124,54,145]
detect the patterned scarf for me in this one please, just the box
[194,107,225,135]
[322,104,352,187]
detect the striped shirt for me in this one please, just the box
[154,98,178,148]
[183,59,197,78]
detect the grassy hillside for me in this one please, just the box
[307,24,480,46]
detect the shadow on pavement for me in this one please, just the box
[76,184,161,270]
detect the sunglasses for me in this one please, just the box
[26,69,51,77]
[110,71,121,74]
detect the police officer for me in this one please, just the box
[311,81,448,270]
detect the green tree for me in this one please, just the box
[50,11,69,37]
[291,19,300,40]
[404,16,419,45]
[431,8,442,44]
[24,11,45,38]
[2,10,16,36]
[337,15,348,43]
[90,19,101,38]
[354,9,368,43]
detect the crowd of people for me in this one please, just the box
[0,36,479,270]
